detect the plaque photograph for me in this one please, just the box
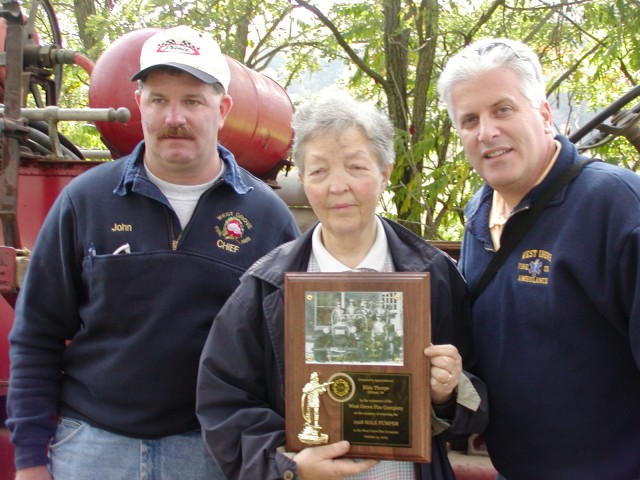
[284,272,431,462]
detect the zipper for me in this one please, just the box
[168,213,182,251]
[508,204,530,218]
[165,178,223,251]
[495,204,531,253]
[480,204,531,254]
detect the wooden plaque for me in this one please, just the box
[284,272,431,462]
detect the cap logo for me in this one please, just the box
[132,26,231,91]
[156,39,200,56]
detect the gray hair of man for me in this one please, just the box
[290,91,395,174]
[437,38,547,128]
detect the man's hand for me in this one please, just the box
[295,440,378,480]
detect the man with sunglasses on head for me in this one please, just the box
[438,38,640,480]
[6,26,299,480]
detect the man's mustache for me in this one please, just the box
[157,126,196,140]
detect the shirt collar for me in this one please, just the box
[489,140,562,249]
[311,217,388,272]
[490,139,562,213]
[115,141,252,196]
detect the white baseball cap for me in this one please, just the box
[131,26,230,92]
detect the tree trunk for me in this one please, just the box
[73,0,98,54]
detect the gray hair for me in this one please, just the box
[437,38,547,127]
[290,91,395,173]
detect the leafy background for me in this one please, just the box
[23,0,640,239]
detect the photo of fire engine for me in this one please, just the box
[304,291,404,365]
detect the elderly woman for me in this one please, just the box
[196,92,487,480]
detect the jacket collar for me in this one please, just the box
[463,135,584,246]
[113,141,252,197]
[248,216,442,290]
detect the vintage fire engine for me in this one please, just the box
[1,0,639,478]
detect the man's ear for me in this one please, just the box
[540,101,553,134]
[218,95,233,128]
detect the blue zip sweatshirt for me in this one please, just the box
[7,141,300,470]
[459,135,640,479]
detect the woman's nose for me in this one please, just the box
[327,171,349,194]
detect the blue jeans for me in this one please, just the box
[50,417,225,480]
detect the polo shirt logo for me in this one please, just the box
[517,249,551,285]
[214,212,253,253]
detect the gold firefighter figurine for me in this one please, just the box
[298,372,333,445]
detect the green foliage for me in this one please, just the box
[397,0,640,238]
[84,0,303,67]
[35,0,640,239]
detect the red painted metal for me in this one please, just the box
[449,451,497,480]
[0,427,15,480]
[88,28,294,180]
[87,28,158,158]
[13,159,100,249]
[221,56,294,178]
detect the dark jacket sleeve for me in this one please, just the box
[196,274,296,480]
[430,254,489,438]
[7,191,84,469]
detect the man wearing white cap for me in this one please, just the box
[6,26,299,480]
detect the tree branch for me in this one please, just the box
[291,0,388,88]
